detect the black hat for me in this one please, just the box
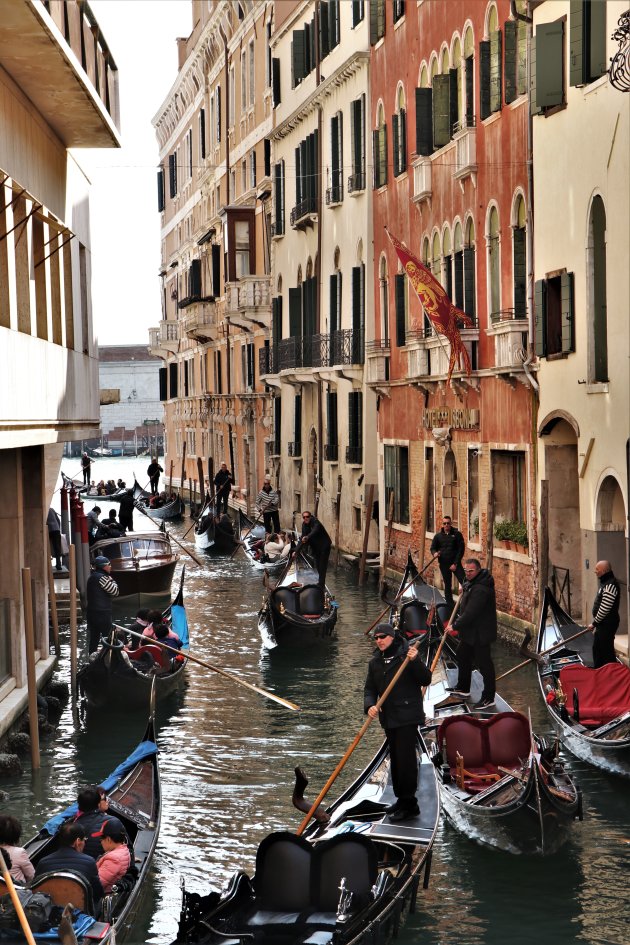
[94,555,110,568]
[372,623,395,639]
[102,818,126,843]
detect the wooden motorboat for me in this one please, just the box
[422,648,582,855]
[536,588,630,777]
[238,509,292,572]
[90,530,178,616]
[133,478,185,521]
[1,716,161,944]
[78,569,189,709]
[172,732,439,945]
[258,551,338,648]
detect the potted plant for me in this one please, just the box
[494,519,528,551]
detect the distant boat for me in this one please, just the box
[90,447,113,456]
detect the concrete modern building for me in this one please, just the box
[99,345,164,455]
[0,0,120,729]
[264,0,378,555]
[532,0,629,630]
[150,0,276,509]
[370,0,537,623]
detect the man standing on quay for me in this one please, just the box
[430,514,465,611]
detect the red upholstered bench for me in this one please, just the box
[129,644,170,670]
[437,712,531,793]
[559,662,630,726]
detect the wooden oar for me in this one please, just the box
[496,624,592,681]
[295,638,424,835]
[363,554,439,635]
[230,509,265,559]
[119,627,299,711]
[0,849,37,945]
[133,500,205,568]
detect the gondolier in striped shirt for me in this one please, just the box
[86,556,119,654]
[588,560,621,668]
[256,476,281,534]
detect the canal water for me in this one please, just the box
[6,458,629,943]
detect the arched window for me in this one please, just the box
[487,205,500,319]
[588,196,608,382]
[481,5,502,120]
[513,195,526,317]
[452,37,463,132]
[505,0,528,103]
[464,218,476,318]
[379,254,389,345]
[373,102,388,188]
[463,26,475,127]
[393,85,407,177]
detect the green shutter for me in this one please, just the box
[480,40,491,120]
[465,55,475,125]
[463,247,476,318]
[589,0,607,81]
[560,271,574,354]
[530,31,541,115]
[395,273,406,346]
[415,87,433,155]
[432,74,451,149]
[400,109,407,172]
[329,273,338,335]
[372,129,379,187]
[513,227,527,318]
[392,113,399,175]
[377,0,385,41]
[379,125,388,186]
[490,29,503,113]
[454,250,464,309]
[569,0,584,86]
[292,31,305,87]
[289,287,302,338]
[157,168,164,212]
[331,114,339,183]
[272,58,281,107]
[294,394,302,445]
[352,266,361,335]
[449,69,459,135]
[534,280,546,356]
[504,20,517,104]
[352,1,362,28]
[536,22,564,109]
[369,0,379,44]
[320,1,330,58]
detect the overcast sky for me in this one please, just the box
[74,0,193,346]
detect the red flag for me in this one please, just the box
[385,228,472,383]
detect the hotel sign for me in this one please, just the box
[422,407,480,430]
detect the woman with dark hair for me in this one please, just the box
[0,814,34,883]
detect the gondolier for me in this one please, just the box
[299,510,332,587]
[255,476,281,533]
[119,487,135,532]
[588,560,621,668]
[81,451,92,486]
[213,462,234,514]
[364,623,432,822]
[430,515,465,610]
[449,558,497,709]
[147,457,163,496]
[86,556,119,653]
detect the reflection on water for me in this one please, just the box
[4,458,626,942]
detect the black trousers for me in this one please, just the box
[314,544,331,588]
[216,486,230,513]
[86,610,112,654]
[593,618,619,668]
[263,509,281,533]
[456,640,496,699]
[439,560,465,606]
[48,531,63,568]
[149,476,160,495]
[82,467,90,485]
[385,724,418,803]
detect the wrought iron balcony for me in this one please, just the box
[346,445,363,465]
[348,171,366,193]
[330,328,364,366]
[274,329,365,373]
[325,183,343,205]
[288,441,302,458]
[324,443,339,462]
[290,196,318,229]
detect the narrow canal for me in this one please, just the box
[7,459,629,944]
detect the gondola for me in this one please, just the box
[90,530,178,615]
[133,478,185,521]
[388,552,451,655]
[0,715,160,944]
[77,568,189,709]
[421,645,582,855]
[172,731,439,945]
[536,587,630,777]
[258,549,338,648]
[194,504,238,553]
[237,509,292,571]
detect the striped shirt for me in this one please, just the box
[593,579,619,624]
[256,487,279,512]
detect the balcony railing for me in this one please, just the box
[324,443,339,462]
[225,275,272,324]
[259,346,277,376]
[330,328,364,366]
[274,329,365,372]
[490,307,527,324]
[181,301,218,341]
[288,441,302,457]
[290,196,318,228]
[348,171,366,193]
[325,183,343,205]
[487,308,529,370]
[346,445,363,465]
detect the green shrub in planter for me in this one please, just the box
[494,519,528,547]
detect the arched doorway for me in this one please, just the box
[307,427,318,511]
[540,415,581,615]
[595,475,627,631]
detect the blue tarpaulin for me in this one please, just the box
[171,602,189,649]
[0,912,96,940]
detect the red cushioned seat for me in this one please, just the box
[559,662,630,726]
[438,712,531,793]
[130,644,169,670]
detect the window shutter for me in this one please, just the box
[327,391,338,445]
[189,259,201,298]
[294,394,302,445]
[479,40,491,120]
[188,128,193,176]
[157,168,165,212]
[348,392,357,449]
[448,69,459,135]
[465,55,474,126]
[331,114,339,189]
[289,287,302,338]
[454,250,464,309]
[560,271,575,353]
[399,109,406,172]
[391,113,399,176]
[589,0,607,81]
[534,280,547,356]
[490,29,503,113]
[513,227,527,317]
[395,273,406,347]
[463,247,476,318]
[200,108,206,159]
[272,296,283,346]
[320,2,330,58]
[211,244,221,296]
[444,255,453,301]
[530,31,542,115]
[536,22,564,109]
[329,273,339,335]
[432,74,451,149]
[159,367,167,401]
[370,0,385,44]
[292,31,305,86]
[569,0,584,86]
[216,87,221,142]
[352,266,361,334]
[272,58,281,107]
[504,20,517,104]
[352,1,363,28]
[379,124,388,186]
[415,87,433,155]
[168,153,176,197]
[169,362,178,398]
[330,0,340,49]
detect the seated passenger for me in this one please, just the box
[104,510,124,537]
[0,814,34,884]
[142,618,182,651]
[105,480,117,495]
[218,513,234,536]
[96,480,107,496]
[264,532,286,559]
[116,479,126,490]
[122,608,151,651]
[72,786,126,860]
[34,823,104,907]
[96,819,131,895]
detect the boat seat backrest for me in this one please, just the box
[438,712,530,769]
[399,601,429,634]
[312,834,378,913]
[129,644,169,669]
[30,870,94,915]
[254,832,313,912]
[273,588,298,613]
[485,714,530,767]
[439,718,486,768]
[297,586,324,617]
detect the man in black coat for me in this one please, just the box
[299,510,332,587]
[72,786,126,859]
[213,462,234,515]
[364,624,432,821]
[430,515,466,610]
[588,560,621,667]
[449,558,497,709]
[34,823,104,907]
[118,488,135,533]
[86,556,119,653]
[146,458,163,495]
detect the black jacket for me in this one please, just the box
[34,847,103,903]
[430,527,465,566]
[74,812,125,860]
[452,568,497,646]
[592,570,620,632]
[147,462,163,479]
[86,569,119,614]
[301,516,331,553]
[213,470,233,494]
[364,635,432,729]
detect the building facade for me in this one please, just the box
[370,0,537,622]
[532,0,629,627]
[0,0,119,723]
[99,346,165,456]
